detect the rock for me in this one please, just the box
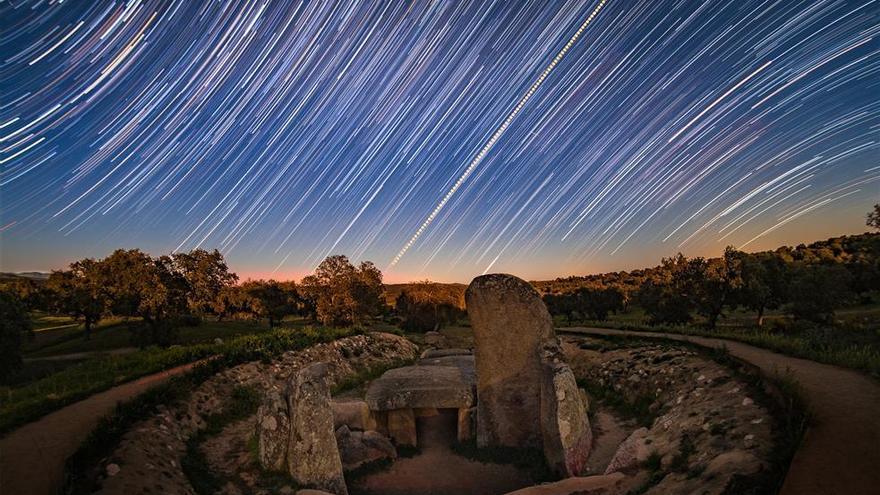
[331,399,375,431]
[604,427,650,474]
[458,407,476,442]
[286,363,348,495]
[705,450,761,476]
[386,408,417,446]
[502,472,628,494]
[335,425,397,470]
[213,337,224,345]
[466,273,556,449]
[420,348,472,359]
[365,362,476,411]
[105,463,120,477]
[541,344,592,477]
[257,390,290,472]
[423,331,447,347]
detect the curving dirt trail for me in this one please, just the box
[0,361,201,495]
[562,327,880,495]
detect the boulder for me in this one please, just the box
[256,390,290,472]
[420,348,472,359]
[335,426,397,471]
[331,399,376,431]
[386,408,418,446]
[286,363,348,495]
[465,274,556,448]
[540,344,592,477]
[604,428,650,474]
[502,472,628,494]
[365,362,475,411]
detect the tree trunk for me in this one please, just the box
[756,307,765,327]
[84,318,92,340]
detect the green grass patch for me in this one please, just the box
[577,377,657,428]
[332,357,415,395]
[182,385,262,494]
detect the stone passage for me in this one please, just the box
[365,349,476,446]
[466,273,591,477]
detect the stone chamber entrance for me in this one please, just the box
[349,406,535,495]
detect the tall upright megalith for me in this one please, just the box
[465,274,556,448]
[466,273,591,476]
[286,363,348,495]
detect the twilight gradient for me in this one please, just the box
[1,0,878,283]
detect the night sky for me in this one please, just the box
[1,0,878,283]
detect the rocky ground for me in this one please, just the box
[92,333,418,495]
[559,335,776,494]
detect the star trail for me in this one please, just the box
[1,0,878,282]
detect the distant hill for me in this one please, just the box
[0,272,50,282]
[383,282,467,307]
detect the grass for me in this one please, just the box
[0,325,359,435]
[577,376,656,427]
[25,318,289,357]
[182,385,262,494]
[331,357,415,395]
[62,326,360,494]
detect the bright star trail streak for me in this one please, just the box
[1,0,878,283]
[389,0,608,267]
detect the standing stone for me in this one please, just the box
[466,273,592,478]
[286,363,348,495]
[386,409,418,447]
[466,274,556,448]
[541,344,592,477]
[257,390,290,472]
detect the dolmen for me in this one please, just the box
[365,348,476,446]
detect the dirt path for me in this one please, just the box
[562,327,880,495]
[0,361,202,495]
[353,409,534,495]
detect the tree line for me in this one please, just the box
[540,227,879,328]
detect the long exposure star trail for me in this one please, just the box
[1,0,878,282]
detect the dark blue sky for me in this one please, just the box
[1,0,878,282]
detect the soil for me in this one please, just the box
[351,409,534,495]
[582,409,635,476]
[563,327,880,495]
